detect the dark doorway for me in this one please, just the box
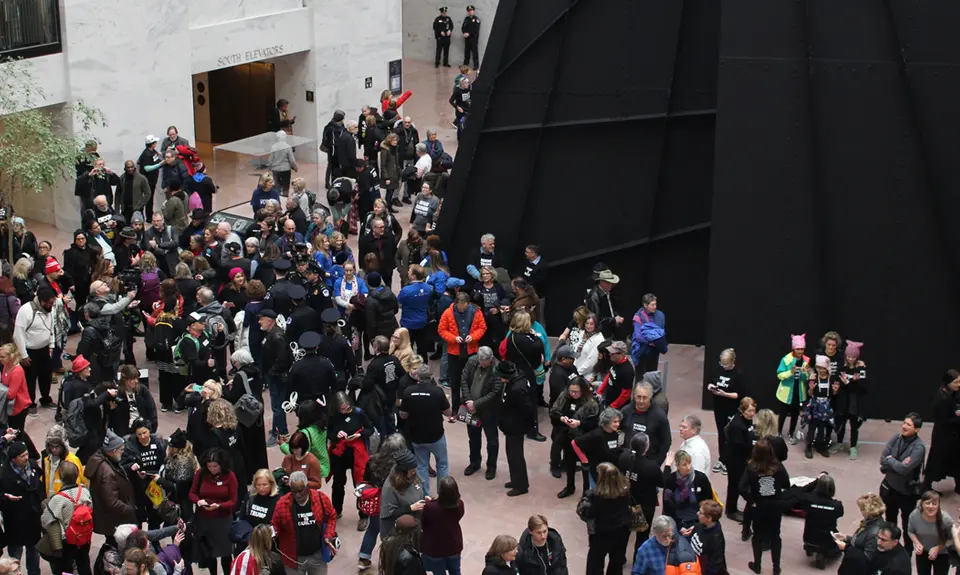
[207,62,275,143]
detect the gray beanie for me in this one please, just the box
[102,430,124,452]
[394,450,418,472]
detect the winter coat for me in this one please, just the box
[358,231,398,279]
[106,383,158,436]
[924,387,960,483]
[549,391,599,439]
[460,355,503,416]
[776,353,810,405]
[86,449,138,537]
[631,307,667,362]
[162,191,188,234]
[271,491,337,568]
[0,459,44,546]
[160,160,190,193]
[379,146,400,190]
[60,376,112,453]
[365,286,400,339]
[437,303,487,357]
[63,243,98,302]
[662,468,714,527]
[395,240,426,288]
[482,556,519,575]
[499,373,535,437]
[115,171,152,213]
[516,527,569,575]
[397,281,433,329]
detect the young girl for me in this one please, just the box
[831,340,867,459]
[804,355,835,459]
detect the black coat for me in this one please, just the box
[288,353,337,405]
[106,383,158,436]
[364,354,406,407]
[222,365,269,475]
[75,320,112,386]
[924,387,960,482]
[499,374,535,436]
[482,557,519,575]
[503,332,544,391]
[616,451,664,509]
[60,376,112,454]
[359,231,398,279]
[261,326,291,377]
[63,242,99,303]
[662,469,714,527]
[392,546,427,575]
[0,458,44,546]
[364,287,399,339]
[335,130,358,171]
[516,527,568,575]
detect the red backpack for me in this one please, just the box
[59,487,94,546]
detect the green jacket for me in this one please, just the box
[279,424,330,478]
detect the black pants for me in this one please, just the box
[159,370,183,409]
[807,420,831,449]
[504,433,528,490]
[201,556,231,575]
[9,410,27,432]
[448,353,469,410]
[25,347,53,406]
[630,504,657,558]
[324,153,334,188]
[881,485,917,545]
[408,326,431,365]
[777,400,801,436]
[714,409,734,465]
[50,542,92,575]
[726,460,746,514]
[549,425,566,469]
[559,440,589,493]
[464,38,479,68]
[467,412,498,469]
[144,186,156,222]
[916,552,951,575]
[751,506,782,571]
[273,170,291,194]
[331,449,356,514]
[586,529,629,575]
[435,37,450,66]
[834,415,862,447]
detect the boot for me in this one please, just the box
[805,444,814,459]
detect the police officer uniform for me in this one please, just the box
[264,258,294,318]
[304,261,335,314]
[285,284,320,346]
[462,5,481,68]
[433,7,454,68]
[317,308,356,391]
[287,331,338,406]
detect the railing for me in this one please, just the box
[0,0,61,59]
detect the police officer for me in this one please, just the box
[264,258,294,318]
[318,307,356,391]
[304,260,335,314]
[462,5,481,69]
[434,6,454,68]
[288,331,338,406]
[285,284,320,345]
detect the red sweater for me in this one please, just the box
[421,499,465,557]
[4,364,30,416]
[189,470,238,519]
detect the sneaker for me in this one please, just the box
[439,380,450,388]
[848,446,858,460]
[429,466,437,478]
[450,120,459,129]
[160,405,170,413]
[174,405,184,414]
[828,442,845,454]
[719,462,728,475]
[712,462,724,473]
[266,431,279,447]
[357,559,372,571]
[28,406,38,417]
[357,516,369,531]
[463,463,480,476]
[788,433,798,445]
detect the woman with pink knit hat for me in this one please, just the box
[803,355,835,459]
[775,334,810,444]
[830,340,867,460]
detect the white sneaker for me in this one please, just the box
[712,462,723,473]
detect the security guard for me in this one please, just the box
[285,284,320,345]
[462,5,481,69]
[318,307,356,391]
[304,260,335,314]
[288,331,338,406]
[433,6,454,68]
[264,258,295,318]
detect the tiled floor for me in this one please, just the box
[19,60,946,574]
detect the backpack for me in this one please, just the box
[63,394,90,445]
[665,535,702,575]
[172,333,200,376]
[59,487,94,546]
[304,188,318,210]
[233,371,263,428]
[145,319,176,361]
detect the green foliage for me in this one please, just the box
[0,57,106,198]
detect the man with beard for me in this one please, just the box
[358,218,397,287]
[137,135,163,220]
[13,286,58,412]
[116,161,151,225]
[142,212,179,276]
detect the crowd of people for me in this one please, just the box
[0,62,959,575]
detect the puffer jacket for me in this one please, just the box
[86,449,138,537]
[516,527,569,575]
[392,546,427,575]
[364,286,399,338]
[76,315,116,385]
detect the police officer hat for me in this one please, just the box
[303,261,322,275]
[321,308,341,325]
[466,4,475,10]
[288,284,307,300]
[259,309,278,319]
[439,6,447,12]
[273,258,292,271]
[298,331,321,349]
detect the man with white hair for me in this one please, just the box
[459,346,502,479]
[335,120,359,177]
[632,515,676,575]
[399,361,452,497]
[272,470,338,574]
[466,232,503,280]
[90,194,118,241]
[677,414,711,475]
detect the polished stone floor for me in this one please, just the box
[20,60,946,575]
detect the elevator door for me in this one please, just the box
[208,62,276,143]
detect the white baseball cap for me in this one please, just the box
[144,134,159,144]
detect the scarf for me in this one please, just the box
[673,472,695,505]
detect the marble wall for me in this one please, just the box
[190,7,313,74]
[189,0,304,28]
[402,0,498,67]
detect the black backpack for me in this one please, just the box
[145,319,176,361]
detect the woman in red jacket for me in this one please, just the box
[0,343,31,431]
[437,292,487,413]
[189,448,238,575]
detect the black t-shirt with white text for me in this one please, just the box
[294,499,325,557]
[246,493,279,527]
[400,383,451,444]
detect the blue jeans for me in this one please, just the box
[267,373,289,435]
[422,554,462,575]
[413,435,450,497]
[358,514,381,560]
[8,544,40,575]
[439,343,449,383]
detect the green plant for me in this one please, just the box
[0,58,106,261]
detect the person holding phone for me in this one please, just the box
[189,448,238,575]
[121,418,166,530]
[706,348,742,475]
[271,471,339,574]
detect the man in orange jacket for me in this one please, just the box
[437,291,486,412]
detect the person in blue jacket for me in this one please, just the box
[250,173,280,213]
[397,264,434,363]
[631,293,667,374]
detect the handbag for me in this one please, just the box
[37,499,64,557]
[456,405,481,428]
[629,502,650,533]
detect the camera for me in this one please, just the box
[118,268,142,293]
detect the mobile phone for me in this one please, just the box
[191,384,203,393]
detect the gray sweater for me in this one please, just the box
[379,471,425,538]
[907,509,954,553]
[879,433,925,495]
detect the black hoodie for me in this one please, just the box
[516,527,569,575]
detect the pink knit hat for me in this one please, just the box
[815,355,829,368]
[845,340,863,359]
[791,333,806,349]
